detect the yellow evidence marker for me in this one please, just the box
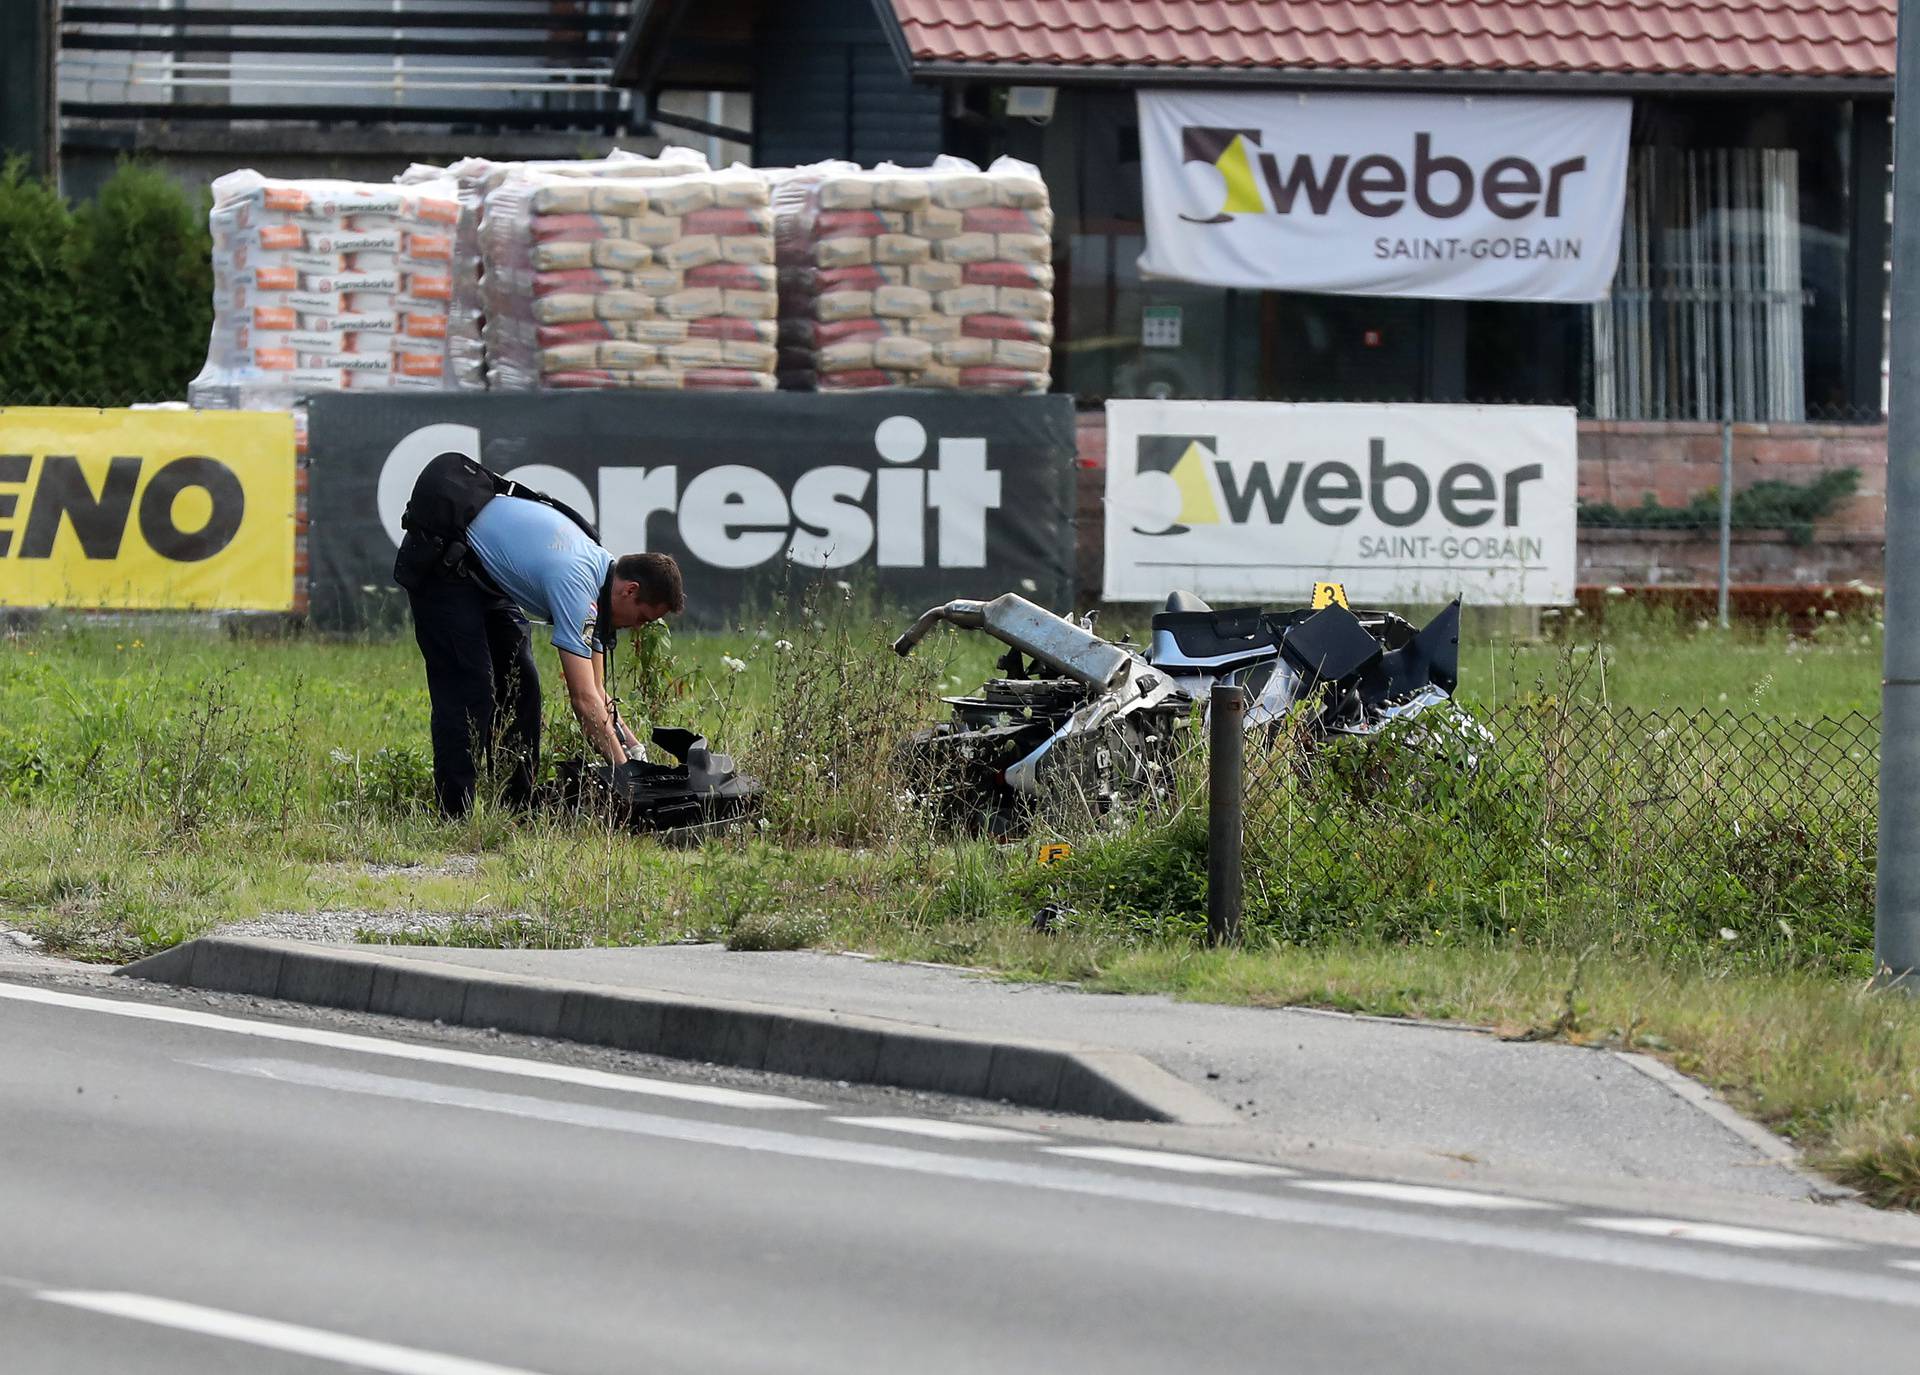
[1311,581,1351,610]
[1037,842,1073,866]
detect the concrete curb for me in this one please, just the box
[1612,1050,1857,1202]
[119,937,1236,1126]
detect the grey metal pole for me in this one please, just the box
[1207,684,1246,946]
[1879,0,1920,988]
[1718,418,1734,630]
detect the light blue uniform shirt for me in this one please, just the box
[465,495,613,659]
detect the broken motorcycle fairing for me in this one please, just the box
[892,590,1466,827]
[1149,594,1461,736]
[547,727,761,832]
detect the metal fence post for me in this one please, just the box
[1207,684,1246,946]
[1879,0,1920,989]
[1718,417,1734,630]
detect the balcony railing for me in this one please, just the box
[59,0,638,134]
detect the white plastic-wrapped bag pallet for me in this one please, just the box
[774,155,1054,393]
[191,169,461,410]
[480,162,777,392]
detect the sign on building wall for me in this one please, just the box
[0,407,295,611]
[305,392,1078,630]
[1138,91,1631,302]
[1104,401,1576,607]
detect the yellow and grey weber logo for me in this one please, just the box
[1130,430,1545,540]
[1177,123,1591,227]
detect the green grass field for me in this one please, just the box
[1,601,1912,1205]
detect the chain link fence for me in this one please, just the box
[1226,703,1877,961]
[0,388,188,408]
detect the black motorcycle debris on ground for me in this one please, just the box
[544,727,762,836]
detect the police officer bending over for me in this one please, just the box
[394,452,684,817]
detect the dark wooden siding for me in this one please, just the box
[752,0,941,167]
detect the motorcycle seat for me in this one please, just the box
[1148,605,1278,670]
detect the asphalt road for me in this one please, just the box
[4,978,1918,1375]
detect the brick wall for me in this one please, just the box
[1577,419,1885,587]
[1072,410,1887,602]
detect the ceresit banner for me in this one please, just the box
[0,408,295,611]
[1138,90,1631,302]
[1104,402,1576,607]
[303,392,1078,631]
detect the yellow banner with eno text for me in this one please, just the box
[0,408,295,611]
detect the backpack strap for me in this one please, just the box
[496,474,601,546]
[596,568,618,655]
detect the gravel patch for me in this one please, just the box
[0,924,84,972]
[318,856,483,881]
[218,909,537,943]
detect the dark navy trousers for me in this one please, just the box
[397,533,540,817]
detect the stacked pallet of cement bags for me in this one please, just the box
[774,155,1053,392]
[401,147,710,391]
[479,162,778,391]
[192,169,461,409]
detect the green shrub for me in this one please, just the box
[1580,469,1860,545]
[0,158,210,405]
[72,161,213,402]
[0,158,84,400]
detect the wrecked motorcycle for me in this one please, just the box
[892,590,1469,832]
[545,726,762,835]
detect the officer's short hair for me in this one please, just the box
[616,552,685,614]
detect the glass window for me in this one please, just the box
[1063,232,1235,401]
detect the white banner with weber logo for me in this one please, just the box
[1104,402,1576,607]
[1138,90,1631,302]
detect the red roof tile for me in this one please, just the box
[885,0,1896,81]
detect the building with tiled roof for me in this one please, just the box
[885,0,1895,87]
[619,0,1891,432]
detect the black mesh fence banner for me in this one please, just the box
[304,391,1079,631]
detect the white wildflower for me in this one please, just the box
[1719,927,1738,942]
[721,655,747,673]
[773,639,793,653]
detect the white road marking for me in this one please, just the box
[37,1290,550,1375]
[1042,1145,1295,1177]
[830,1116,1047,1143]
[1291,1180,1559,1211]
[1576,1218,1853,1251]
[0,980,814,1111]
[207,1059,1920,1310]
